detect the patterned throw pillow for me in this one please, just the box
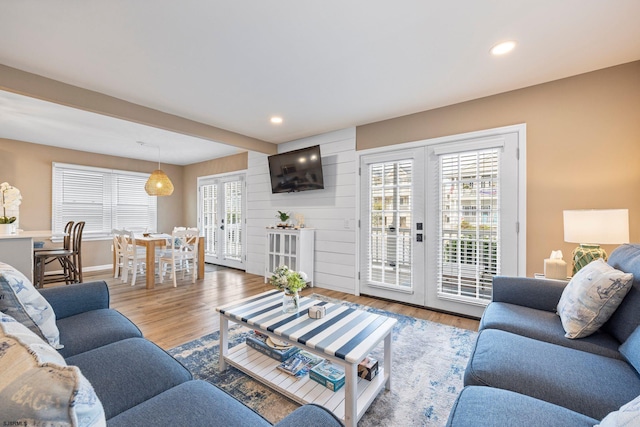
[557,259,634,339]
[597,394,640,427]
[0,261,63,349]
[0,312,106,426]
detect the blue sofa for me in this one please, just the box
[447,244,640,426]
[39,281,343,427]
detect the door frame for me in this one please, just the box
[196,170,247,269]
[355,124,527,298]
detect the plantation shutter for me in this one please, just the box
[52,163,157,238]
[368,159,413,290]
[436,142,502,303]
[201,183,218,257]
[224,178,243,261]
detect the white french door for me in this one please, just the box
[360,129,522,317]
[359,148,425,305]
[198,173,246,270]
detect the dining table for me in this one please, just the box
[113,233,205,289]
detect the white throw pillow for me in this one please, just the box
[0,312,106,427]
[596,394,640,427]
[0,261,63,349]
[557,259,634,339]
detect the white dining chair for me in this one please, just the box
[158,227,200,287]
[119,229,147,286]
[112,228,126,279]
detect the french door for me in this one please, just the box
[359,148,425,305]
[198,173,246,270]
[360,130,521,317]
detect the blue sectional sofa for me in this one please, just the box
[447,244,640,426]
[38,281,344,426]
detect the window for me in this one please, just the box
[52,163,157,239]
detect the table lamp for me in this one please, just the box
[563,209,629,275]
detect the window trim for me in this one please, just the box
[52,162,157,240]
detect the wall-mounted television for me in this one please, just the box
[268,145,324,193]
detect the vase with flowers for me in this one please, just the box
[270,265,308,313]
[0,182,22,235]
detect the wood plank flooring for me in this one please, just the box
[52,266,479,350]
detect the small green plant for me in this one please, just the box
[277,211,290,223]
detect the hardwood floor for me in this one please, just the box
[50,266,480,350]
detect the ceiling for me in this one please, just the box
[1,1,639,165]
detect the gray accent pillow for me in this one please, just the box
[557,259,633,339]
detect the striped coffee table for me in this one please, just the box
[216,290,397,427]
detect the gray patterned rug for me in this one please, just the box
[168,295,477,426]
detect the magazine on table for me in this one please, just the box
[277,350,324,378]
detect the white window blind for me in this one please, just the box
[437,148,500,303]
[52,163,157,238]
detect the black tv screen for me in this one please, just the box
[268,145,324,193]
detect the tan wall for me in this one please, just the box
[0,138,184,268]
[357,61,640,277]
[182,152,248,224]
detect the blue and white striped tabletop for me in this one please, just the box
[217,290,397,364]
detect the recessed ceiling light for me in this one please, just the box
[270,116,283,124]
[490,41,517,56]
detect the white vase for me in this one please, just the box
[0,223,14,235]
[4,207,19,231]
[282,289,299,314]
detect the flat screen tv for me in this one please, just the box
[268,145,324,193]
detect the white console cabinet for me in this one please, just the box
[265,228,314,286]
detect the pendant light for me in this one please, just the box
[140,142,174,196]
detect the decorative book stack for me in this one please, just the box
[277,350,324,379]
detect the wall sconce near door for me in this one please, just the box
[139,142,174,196]
[563,209,629,275]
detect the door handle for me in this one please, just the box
[220,225,225,230]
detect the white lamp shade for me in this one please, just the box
[563,209,629,244]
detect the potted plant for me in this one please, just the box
[269,265,308,313]
[0,182,21,235]
[276,211,291,228]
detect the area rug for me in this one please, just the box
[168,295,477,426]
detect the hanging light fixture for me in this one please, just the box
[139,142,174,196]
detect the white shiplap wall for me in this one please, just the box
[246,128,357,294]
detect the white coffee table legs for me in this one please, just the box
[219,315,228,371]
[384,332,392,390]
[344,363,358,427]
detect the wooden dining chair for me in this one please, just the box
[33,220,74,255]
[34,221,85,286]
[158,227,200,287]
